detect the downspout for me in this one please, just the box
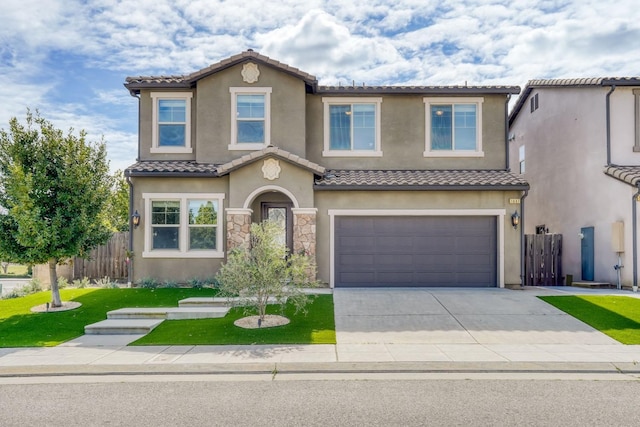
[130,92,141,162]
[505,94,511,171]
[520,189,529,287]
[633,183,640,292]
[126,173,134,286]
[605,85,616,166]
[126,91,141,286]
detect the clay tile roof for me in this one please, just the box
[125,160,218,176]
[216,146,325,175]
[124,50,317,93]
[315,169,529,190]
[604,165,640,187]
[318,85,520,95]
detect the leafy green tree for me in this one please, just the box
[0,111,112,307]
[105,170,130,232]
[215,220,318,324]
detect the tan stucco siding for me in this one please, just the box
[313,190,523,286]
[195,63,307,163]
[227,159,316,208]
[130,176,229,283]
[306,94,508,170]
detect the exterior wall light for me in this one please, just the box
[511,210,520,229]
[132,210,141,228]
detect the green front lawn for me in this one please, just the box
[0,288,216,347]
[132,294,336,345]
[539,295,640,344]
[0,264,30,278]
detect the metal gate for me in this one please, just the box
[524,234,563,286]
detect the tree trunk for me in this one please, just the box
[49,258,62,308]
[1,262,8,274]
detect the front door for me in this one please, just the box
[581,226,594,281]
[261,202,293,253]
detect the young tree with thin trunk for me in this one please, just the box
[0,111,112,307]
[216,221,318,324]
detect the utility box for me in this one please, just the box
[612,221,624,253]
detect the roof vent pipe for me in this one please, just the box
[605,85,616,166]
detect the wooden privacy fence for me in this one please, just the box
[524,234,563,286]
[73,232,129,281]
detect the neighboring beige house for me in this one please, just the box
[124,50,528,288]
[509,78,640,291]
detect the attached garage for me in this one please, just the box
[334,215,497,287]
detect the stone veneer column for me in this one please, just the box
[292,208,318,279]
[226,208,252,250]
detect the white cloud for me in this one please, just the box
[2,0,640,171]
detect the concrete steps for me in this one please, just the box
[571,281,614,289]
[107,307,230,320]
[85,319,164,335]
[179,296,284,307]
[85,302,232,335]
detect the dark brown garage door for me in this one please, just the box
[335,216,497,287]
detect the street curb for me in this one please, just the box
[2,361,640,378]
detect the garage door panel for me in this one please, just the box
[335,216,497,287]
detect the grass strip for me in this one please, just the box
[132,294,336,345]
[0,288,216,347]
[539,295,640,344]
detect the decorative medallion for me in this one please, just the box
[241,62,260,83]
[262,158,281,180]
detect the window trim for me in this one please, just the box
[322,97,383,157]
[142,193,225,258]
[150,92,193,154]
[229,87,271,150]
[423,97,484,157]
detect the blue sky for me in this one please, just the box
[1,0,639,172]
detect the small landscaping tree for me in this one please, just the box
[215,221,318,324]
[0,111,112,307]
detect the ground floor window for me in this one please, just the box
[142,193,225,258]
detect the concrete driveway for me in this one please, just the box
[333,287,619,345]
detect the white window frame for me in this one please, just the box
[229,87,271,150]
[322,97,383,157]
[142,193,225,258]
[423,97,484,157]
[150,92,193,154]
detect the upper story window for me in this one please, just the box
[322,97,382,157]
[143,193,224,259]
[519,145,525,174]
[229,87,271,150]
[530,93,539,113]
[150,92,193,154]
[423,97,484,157]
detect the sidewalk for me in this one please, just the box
[1,286,640,376]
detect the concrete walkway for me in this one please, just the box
[1,286,640,376]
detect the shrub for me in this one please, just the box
[57,277,69,289]
[216,221,319,321]
[161,280,179,289]
[137,277,160,289]
[73,277,91,288]
[95,276,116,288]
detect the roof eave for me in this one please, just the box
[313,184,530,191]
[319,87,520,95]
[126,171,219,178]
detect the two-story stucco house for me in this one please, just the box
[509,78,640,291]
[124,50,528,288]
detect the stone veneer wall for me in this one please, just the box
[293,212,317,280]
[226,211,251,250]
